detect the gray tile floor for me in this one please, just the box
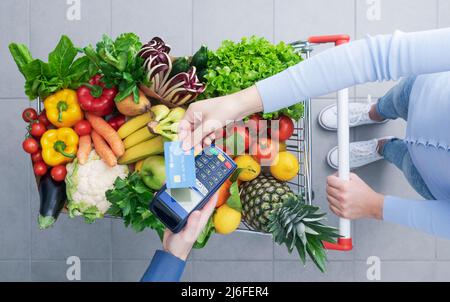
[1,0,450,281]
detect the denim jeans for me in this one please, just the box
[376,77,435,200]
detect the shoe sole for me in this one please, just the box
[326,144,386,170]
[317,103,389,131]
[326,146,339,170]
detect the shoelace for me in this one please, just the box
[350,141,378,158]
[331,102,372,125]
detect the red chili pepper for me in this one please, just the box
[77,74,118,117]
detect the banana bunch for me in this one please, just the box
[116,105,186,165]
[117,105,171,164]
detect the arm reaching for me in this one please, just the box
[257,27,450,113]
[180,28,450,150]
[141,193,218,282]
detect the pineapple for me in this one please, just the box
[240,174,340,272]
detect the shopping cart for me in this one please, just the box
[34,35,353,251]
[238,34,353,252]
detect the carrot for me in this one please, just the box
[85,112,125,157]
[77,135,92,165]
[91,130,117,167]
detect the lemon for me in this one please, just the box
[213,204,241,234]
[270,151,299,181]
[234,155,261,181]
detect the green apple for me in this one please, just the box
[139,155,166,190]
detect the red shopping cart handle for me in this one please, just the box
[308,34,350,46]
[323,238,353,251]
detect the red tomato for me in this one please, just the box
[22,108,38,122]
[252,137,278,162]
[247,114,263,133]
[30,122,46,138]
[108,114,126,131]
[31,151,43,163]
[223,125,250,156]
[51,165,67,182]
[33,161,47,176]
[23,137,39,154]
[38,110,51,127]
[269,115,294,141]
[74,120,92,136]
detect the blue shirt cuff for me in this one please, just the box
[141,250,186,282]
[383,195,410,225]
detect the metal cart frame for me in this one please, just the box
[35,35,353,251]
[239,34,353,252]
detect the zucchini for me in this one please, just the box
[191,45,208,70]
[169,56,190,77]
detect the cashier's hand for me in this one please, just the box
[178,86,264,152]
[326,173,384,220]
[162,193,218,261]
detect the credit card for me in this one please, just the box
[164,141,196,189]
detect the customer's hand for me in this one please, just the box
[162,193,218,261]
[326,173,384,220]
[178,86,263,152]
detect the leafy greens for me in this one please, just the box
[201,36,304,120]
[106,172,165,238]
[9,35,96,100]
[83,33,149,102]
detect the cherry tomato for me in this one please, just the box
[252,137,278,162]
[23,137,39,154]
[31,151,43,163]
[74,120,92,136]
[107,114,126,131]
[38,110,51,127]
[51,165,67,182]
[30,122,46,138]
[33,161,47,176]
[22,108,38,122]
[269,115,294,141]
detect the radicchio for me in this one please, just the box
[138,37,206,106]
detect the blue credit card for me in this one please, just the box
[164,141,196,189]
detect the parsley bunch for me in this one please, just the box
[106,172,165,239]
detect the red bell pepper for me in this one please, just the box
[77,75,117,116]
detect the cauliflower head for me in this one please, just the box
[66,150,128,223]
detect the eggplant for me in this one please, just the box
[38,173,66,229]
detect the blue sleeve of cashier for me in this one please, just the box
[141,250,186,282]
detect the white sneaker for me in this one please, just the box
[318,96,387,131]
[327,137,394,170]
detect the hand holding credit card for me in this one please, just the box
[164,141,196,188]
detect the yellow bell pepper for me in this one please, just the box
[44,89,83,128]
[41,128,79,166]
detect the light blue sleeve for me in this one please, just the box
[256,28,450,113]
[140,250,186,282]
[383,196,450,239]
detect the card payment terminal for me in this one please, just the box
[150,145,237,233]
